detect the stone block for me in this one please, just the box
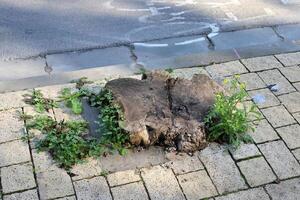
[1,164,36,194]
[258,140,300,179]
[258,69,296,95]
[177,170,218,200]
[241,56,283,72]
[266,178,300,200]
[74,176,112,200]
[199,144,247,194]
[237,157,276,187]
[276,124,300,149]
[111,182,148,200]
[248,119,279,143]
[261,105,295,128]
[141,165,185,200]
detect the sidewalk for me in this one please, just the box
[1,51,300,200]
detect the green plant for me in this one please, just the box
[24,90,58,113]
[204,76,260,147]
[27,115,103,170]
[94,89,129,155]
[165,68,174,74]
[58,88,90,114]
[71,77,93,90]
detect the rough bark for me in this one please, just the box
[105,72,224,152]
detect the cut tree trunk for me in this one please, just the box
[105,72,224,152]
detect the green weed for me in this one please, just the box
[24,90,58,113]
[204,76,260,148]
[93,88,129,155]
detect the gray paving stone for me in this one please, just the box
[258,69,296,95]
[294,82,300,91]
[266,177,300,200]
[107,169,140,187]
[3,189,39,200]
[276,124,300,149]
[294,112,300,123]
[47,47,132,72]
[74,176,112,200]
[230,143,261,160]
[215,188,270,200]
[278,92,300,113]
[199,144,247,194]
[248,88,280,109]
[111,182,148,200]
[37,83,75,100]
[261,105,295,128]
[280,66,300,82]
[275,52,300,66]
[292,148,300,162]
[239,73,266,91]
[141,165,185,200]
[0,58,46,81]
[1,164,36,194]
[32,149,58,173]
[171,67,209,80]
[237,157,276,187]
[37,169,74,200]
[53,106,85,122]
[238,101,264,121]
[241,56,283,72]
[213,27,281,50]
[71,158,103,181]
[163,153,204,175]
[0,90,28,110]
[205,61,248,78]
[258,140,300,179]
[248,119,279,143]
[0,140,31,167]
[177,170,217,200]
[0,109,25,143]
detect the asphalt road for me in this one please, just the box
[1,0,300,60]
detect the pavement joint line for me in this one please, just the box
[227,149,251,188]
[171,168,188,200]
[104,176,114,200]
[138,169,151,200]
[1,187,37,196]
[109,180,142,188]
[20,107,42,200]
[197,154,220,195]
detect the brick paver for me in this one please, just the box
[258,140,300,179]
[107,169,140,187]
[141,166,185,200]
[241,55,283,72]
[74,176,112,200]
[258,69,296,95]
[215,188,270,200]
[261,105,295,128]
[1,164,36,194]
[206,61,248,78]
[2,52,300,199]
[278,92,300,113]
[248,119,279,143]
[199,144,247,194]
[275,52,300,66]
[265,177,300,200]
[111,182,148,200]
[276,124,300,149]
[177,170,218,200]
[237,157,276,187]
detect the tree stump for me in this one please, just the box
[105,72,224,152]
